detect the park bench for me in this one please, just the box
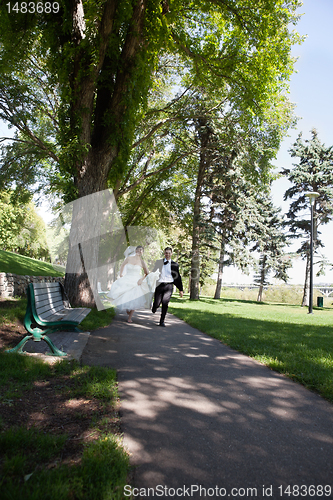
[7,282,91,357]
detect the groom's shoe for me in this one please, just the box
[159,322,166,327]
[152,307,156,314]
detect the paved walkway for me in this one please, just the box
[81,310,333,499]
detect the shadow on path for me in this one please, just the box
[82,311,333,499]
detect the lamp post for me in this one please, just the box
[305,191,319,314]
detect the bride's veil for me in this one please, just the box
[124,246,137,258]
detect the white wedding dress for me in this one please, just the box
[107,264,160,311]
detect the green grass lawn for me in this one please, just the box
[0,355,129,499]
[0,250,65,277]
[169,295,333,402]
[0,296,121,499]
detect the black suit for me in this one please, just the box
[152,259,183,324]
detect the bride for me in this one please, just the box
[107,245,160,323]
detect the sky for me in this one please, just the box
[1,0,333,285]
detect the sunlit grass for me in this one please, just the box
[0,297,28,328]
[0,249,65,276]
[169,295,333,402]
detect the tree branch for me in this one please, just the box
[132,117,178,149]
[117,150,194,198]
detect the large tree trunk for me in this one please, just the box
[190,118,211,300]
[214,236,225,299]
[65,246,95,308]
[190,194,201,300]
[63,0,149,307]
[64,195,98,308]
[64,189,125,308]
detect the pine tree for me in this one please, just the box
[205,153,252,299]
[251,195,291,302]
[282,129,333,306]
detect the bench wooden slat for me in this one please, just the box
[39,309,68,321]
[35,295,63,306]
[35,303,64,315]
[64,308,90,323]
[35,288,61,299]
[33,282,61,289]
[34,285,60,292]
[34,290,62,301]
[41,310,71,321]
[35,293,64,303]
[35,293,64,304]
[35,300,65,316]
[31,282,90,327]
[38,308,67,320]
[39,307,90,323]
[33,284,70,319]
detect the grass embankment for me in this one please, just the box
[0,249,65,276]
[169,296,333,402]
[0,354,129,499]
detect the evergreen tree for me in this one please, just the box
[206,169,288,300]
[190,89,293,300]
[205,152,251,299]
[282,129,333,306]
[251,195,291,302]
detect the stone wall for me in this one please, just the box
[0,273,64,298]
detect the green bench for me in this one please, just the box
[7,282,91,357]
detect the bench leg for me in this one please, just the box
[42,335,67,357]
[6,335,67,357]
[6,335,33,354]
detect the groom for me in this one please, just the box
[152,247,183,326]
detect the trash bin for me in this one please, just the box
[317,296,324,307]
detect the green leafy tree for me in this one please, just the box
[0,0,301,199]
[0,191,50,260]
[282,129,333,306]
[0,0,302,305]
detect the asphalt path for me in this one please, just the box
[80,309,333,499]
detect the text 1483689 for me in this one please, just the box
[6,2,60,14]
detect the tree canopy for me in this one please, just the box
[0,0,303,304]
[1,0,302,202]
[0,190,50,260]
